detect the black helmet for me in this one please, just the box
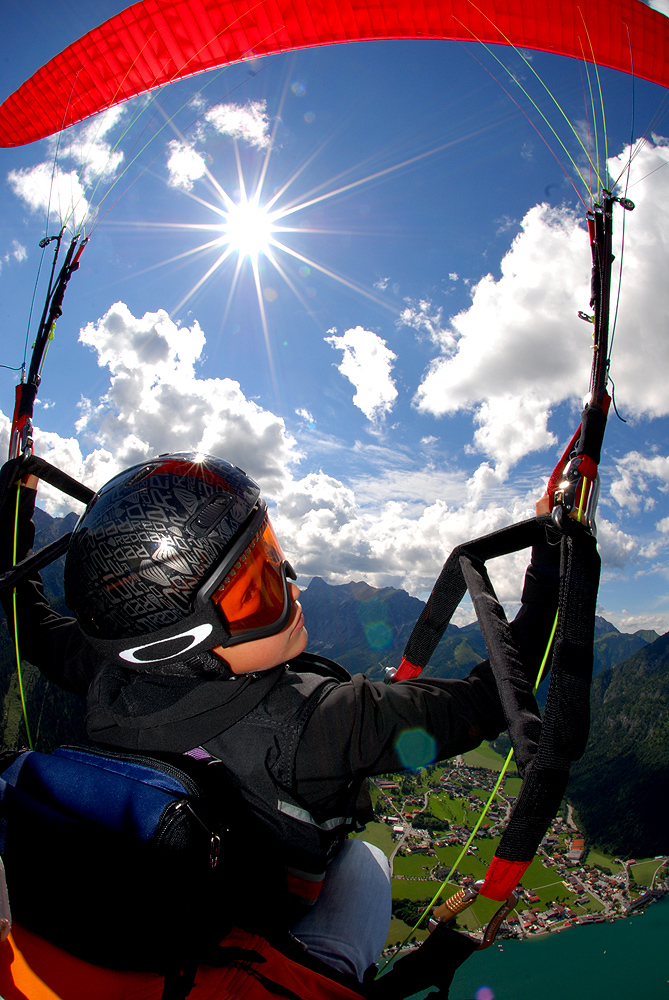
[64,453,295,667]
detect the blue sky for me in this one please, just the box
[2,0,669,633]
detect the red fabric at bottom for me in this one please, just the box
[0,924,363,1000]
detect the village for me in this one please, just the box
[366,750,668,947]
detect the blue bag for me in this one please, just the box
[0,744,230,995]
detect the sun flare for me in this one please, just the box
[223,198,274,259]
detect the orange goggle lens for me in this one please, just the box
[211,516,291,635]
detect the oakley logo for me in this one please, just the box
[119,624,214,663]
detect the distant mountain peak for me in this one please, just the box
[594,615,619,635]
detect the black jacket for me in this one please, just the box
[0,483,560,897]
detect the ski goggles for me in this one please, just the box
[210,504,296,644]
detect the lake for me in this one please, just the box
[450,899,669,999]
[403,898,669,999]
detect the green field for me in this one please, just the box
[391,877,438,902]
[502,775,522,797]
[394,853,438,877]
[351,820,396,858]
[433,844,487,879]
[462,744,517,772]
[585,848,624,873]
[630,858,665,886]
[428,791,467,825]
[386,915,429,946]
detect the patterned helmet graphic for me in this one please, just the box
[64,453,260,645]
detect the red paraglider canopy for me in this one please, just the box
[1,0,669,147]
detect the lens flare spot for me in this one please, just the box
[475,988,495,1000]
[365,621,392,650]
[291,81,306,96]
[395,728,437,770]
[299,264,311,277]
[304,111,315,123]
[264,287,278,302]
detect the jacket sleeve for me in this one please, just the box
[0,482,100,697]
[296,525,560,798]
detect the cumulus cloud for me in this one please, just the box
[405,138,669,474]
[410,203,590,471]
[325,326,398,422]
[596,517,638,570]
[12,298,547,611]
[164,100,271,189]
[165,141,208,191]
[272,465,543,619]
[644,0,669,15]
[19,301,301,515]
[7,108,124,229]
[204,100,270,148]
[610,450,669,512]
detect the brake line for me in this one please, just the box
[11,484,32,749]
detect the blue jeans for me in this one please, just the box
[290,839,392,982]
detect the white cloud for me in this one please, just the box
[274,466,537,606]
[325,326,398,422]
[0,239,27,272]
[644,0,669,16]
[164,101,271,189]
[609,450,669,512]
[468,395,556,469]
[11,241,26,262]
[399,299,453,350]
[73,302,300,494]
[0,301,300,517]
[601,140,669,419]
[204,100,270,148]
[13,299,543,609]
[596,517,638,570]
[165,141,207,191]
[411,203,590,469]
[295,408,315,426]
[406,139,669,472]
[7,108,124,230]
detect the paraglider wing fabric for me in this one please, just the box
[1,0,669,147]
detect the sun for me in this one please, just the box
[223,197,275,260]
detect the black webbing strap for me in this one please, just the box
[0,533,72,592]
[392,513,601,901]
[0,455,95,506]
[0,455,94,592]
[395,518,547,681]
[481,522,600,899]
